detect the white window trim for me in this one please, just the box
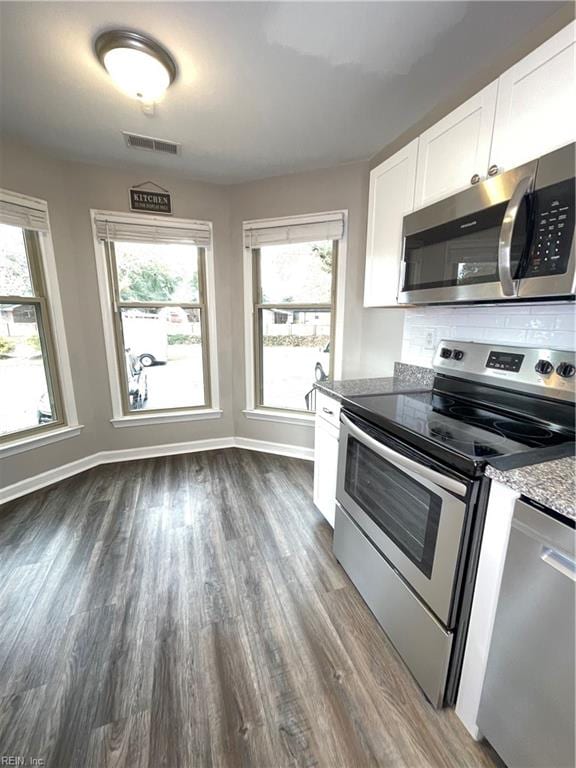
[242,209,347,425]
[111,409,223,428]
[0,425,83,459]
[90,209,221,425]
[0,188,81,454]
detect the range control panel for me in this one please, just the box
[486,351,525,372]
[525,179,575,277]
[433,340,576,402]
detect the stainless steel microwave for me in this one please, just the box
[398,143,575,305]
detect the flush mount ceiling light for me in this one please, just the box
[95,30,177,103]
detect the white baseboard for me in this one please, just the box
[0,453,103,506]
[235,437,314,461]
[98,437,236,465]
[0,436,313,505]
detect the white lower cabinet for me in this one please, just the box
[313,400,340,528]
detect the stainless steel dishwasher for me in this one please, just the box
[478,499,575,768]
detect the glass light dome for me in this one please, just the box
[95,31,176,102]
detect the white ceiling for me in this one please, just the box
[0,2,565,183]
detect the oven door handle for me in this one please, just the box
[498,175,534,297]
[341,414,468,497]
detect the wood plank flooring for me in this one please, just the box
[0,449,502,767]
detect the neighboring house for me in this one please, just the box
[0,303,36,337]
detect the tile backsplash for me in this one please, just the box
[402,304,576,367]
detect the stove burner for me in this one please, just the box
[427,421,504,457]
[441,403,556,443]
[493,420,554,440]
[449,405,484,418]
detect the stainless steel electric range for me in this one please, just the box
[333,340,575,708]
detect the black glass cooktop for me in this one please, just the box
[344,390,574,474]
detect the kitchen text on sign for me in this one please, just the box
[129,189,172,214]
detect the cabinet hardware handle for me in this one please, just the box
[488,164,499,177]
[322,407,334,415]
[470,173,481,185]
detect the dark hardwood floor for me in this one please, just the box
[0,449,501,767]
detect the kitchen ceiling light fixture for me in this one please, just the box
[95,30,177,103]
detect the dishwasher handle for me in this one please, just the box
[541,547,576,582]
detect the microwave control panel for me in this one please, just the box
[525,180,574,277]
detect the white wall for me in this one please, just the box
[402,304,575,367]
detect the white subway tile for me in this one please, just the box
[547,331,576,350]
[506,315,556,330]
[525,330,556,346]
[401,304,576,366]
[528,304,573,315]
[554,314,576,332]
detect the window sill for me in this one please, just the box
[111,409,223,428]
[243,409,315,427]
[0,424,84,459]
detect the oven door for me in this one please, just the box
[398,160,538,304]
[336,413,469,626]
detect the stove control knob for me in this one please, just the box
[535,359,554,376]
[453,349,464,361]
[440,347,453,359]
[556,362,576,378]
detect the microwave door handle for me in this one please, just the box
[498,175,534,296]
[341,415,467,497]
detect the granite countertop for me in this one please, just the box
[315,362,434,401]
[486,456,575,521]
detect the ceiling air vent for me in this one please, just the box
[122,132,181,155]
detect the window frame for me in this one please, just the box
[252,241,338,413]
[243,211,347,422]
[0,192,79,452]
[91,210,221,426]
[106,240,212,415]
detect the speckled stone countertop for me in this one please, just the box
[486,456,575,521]
[315,362,434,401]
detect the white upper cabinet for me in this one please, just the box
[490,22,576,173]
[363,137,418,307]
[413,82,498,209]
[362,22,574,307]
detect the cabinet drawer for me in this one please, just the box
[316,391,341,429]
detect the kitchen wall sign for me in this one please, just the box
[129,181,172,214]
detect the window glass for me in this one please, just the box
[119,307,205,411]
[260,308,331,410]
[259,241,333,304]
[0,302,56,436]
[114,241,200,303]
[0,223,33,296]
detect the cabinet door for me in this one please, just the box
[490,22,576,173]
[363,138,418,307]
[414,81,498,209]
[313,417,339,527]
